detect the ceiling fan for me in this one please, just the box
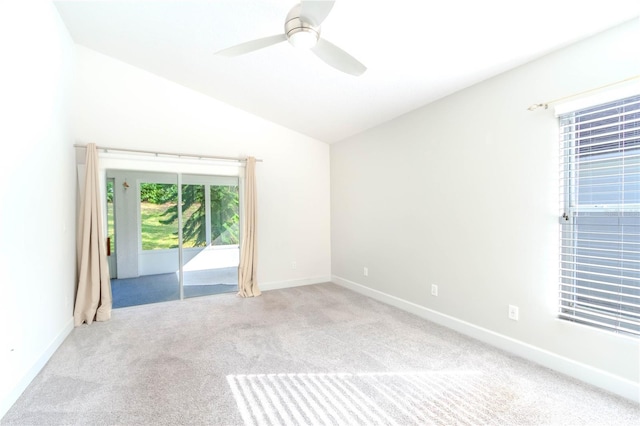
[215,0,366,76]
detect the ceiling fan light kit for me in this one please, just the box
[216,1,366,76]
[286,18,320,49]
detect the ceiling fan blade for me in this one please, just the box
[300,0,335,26]
[311,38,366,76]
[215,34,287,57]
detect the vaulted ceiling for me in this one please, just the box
[54,1,640,143]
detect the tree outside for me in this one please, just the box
[140,183,239,250]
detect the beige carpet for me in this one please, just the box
[2,283,638,425]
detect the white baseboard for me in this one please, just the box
[0,317,74,420]
[332,275,640,404]
[260,276,332,292]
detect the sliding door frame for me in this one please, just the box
[97,152,244,305]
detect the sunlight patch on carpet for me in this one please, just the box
[227,371,513,425]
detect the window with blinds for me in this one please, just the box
[558,93,639,336]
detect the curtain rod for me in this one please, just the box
[527,73,640,111]
[73,144,263,163]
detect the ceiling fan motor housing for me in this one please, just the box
[285,4,320,48]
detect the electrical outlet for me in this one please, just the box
[431,284,438,296]
[508,305,519,321]
[291,261,297,269]
[363,267,368,277]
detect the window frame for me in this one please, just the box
[557,90,640,337]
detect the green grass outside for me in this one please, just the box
[140,202,202,250]
[141,202,178,250]
[107,198,204,252]
[107,201,115,253]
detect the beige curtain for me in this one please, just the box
[238,157,261,297]
[74,143,112,326]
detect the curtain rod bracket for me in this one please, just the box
[527,103,548,111]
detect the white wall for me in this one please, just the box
[331,18,640,401]
[72,45,331,291]
[0,0,76,418]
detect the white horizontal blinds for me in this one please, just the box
[559,94,640,336]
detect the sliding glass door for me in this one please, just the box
[181,175,240,299]
[107,170,238,308]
